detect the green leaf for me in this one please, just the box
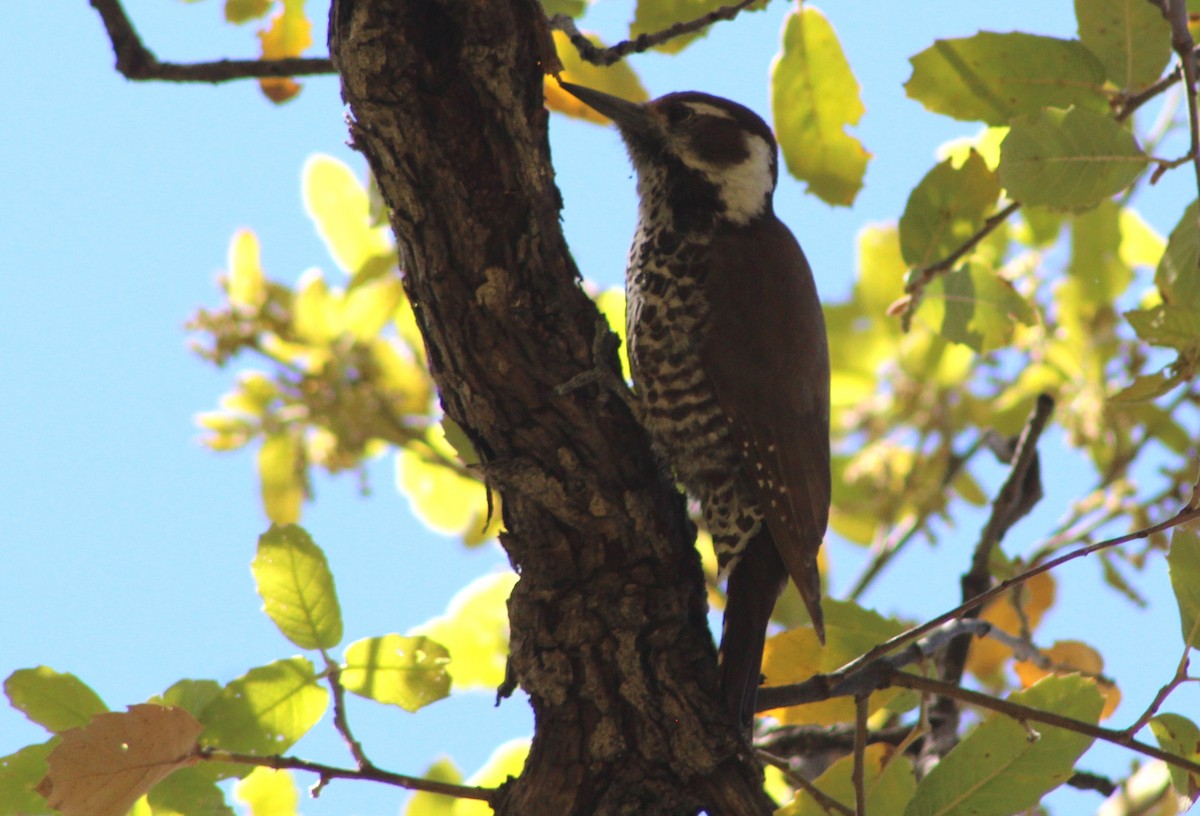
[779,743,914,816]
[629,0,764,54]
[540,0,585,17]
[1068,200,1132,309]
[199,658,328,755]
[1110,370,1181,403]
[1157,200,1200,309]
[1150,713,1200,799]
[403,758,462,816]
[1076,0,1172,91]
[410,572,517,690]
[4,667,107,733]
[1168,527,1200,649]
[999,107,1147,210]
[147,766,235,816]
[1125,305,1200,351]
[0,742,55,815]
[899,150,1000,267]
[225,0,272,24]
[233,767,300,816]
[341,634,451,712]
[302,154,394,277]
[772,6,868,206]
[916,263,1036,353]
[905,674,1103,816]
[258,433,303,525]
[253,524,344,650]
[906,32,1107,125]
[153,680,223,719]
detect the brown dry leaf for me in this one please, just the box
[36,704,203,816]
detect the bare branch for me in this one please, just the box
[897,201,1021,330]
[757,751,855,816]
[89,0,333,83]
[548,0,761,67]
[199,748,495,802]
[1163,1,1200,207]
[321,656,372,770]
[852,696,868,816]
[1122,648,1193,736]
[887,670,1200,778]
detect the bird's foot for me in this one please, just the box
[555,317,636,413]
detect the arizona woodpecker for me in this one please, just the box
[561,82,831,730]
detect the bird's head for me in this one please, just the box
[561,82,779,228]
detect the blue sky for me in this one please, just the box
[3,1,1196,814]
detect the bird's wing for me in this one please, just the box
[699,215,831,637]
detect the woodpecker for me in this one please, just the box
[560,82,831,730]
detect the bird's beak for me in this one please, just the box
[559,82,655,138]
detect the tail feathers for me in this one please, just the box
[717,531,788,731]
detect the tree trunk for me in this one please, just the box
[328,0,775,813]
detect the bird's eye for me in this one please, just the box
[667,104,695,126]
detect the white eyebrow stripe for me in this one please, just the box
[684,102,735,120]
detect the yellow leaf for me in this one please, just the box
[771,6,870,206]
[257,0,311,103]
[226,229,266,310]
[1014,641,1121,720]
[762,601,908,726]
[545,31,648,124]
[593,287,630,381]
[37,705,202,816]
[258,433,303,524]
[302,154,394,276]
[292,267,345,344]
[410,572,518,690]
[452,739,530,816]
[345,275,405,341]
[397,427,497,543]
[233,767,299,816]
[965,571,1056,680]
[1120,207,1167,269]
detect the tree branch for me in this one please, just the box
[1164,0,1200,208]
[549,0,761,67]
[89,0,333,82]
[199,748,495,801]
[887,671,1200,778]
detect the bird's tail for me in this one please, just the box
[717,530,788,731]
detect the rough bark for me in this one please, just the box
[328,1,775,814]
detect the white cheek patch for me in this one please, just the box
[687,135,774,225]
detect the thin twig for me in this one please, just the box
[848,433,988,601]
[1122,648,1194,737]
[898,201,1022,330]
[198,748,495,802]
[835,502,1200,684]
[90,0,333,83]
[757,750,855,816]
[548,0,762,67]
[1164,0,1200,209]
[322,655,372,769]
[887,670,1200,778]
[852,696,868,816]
